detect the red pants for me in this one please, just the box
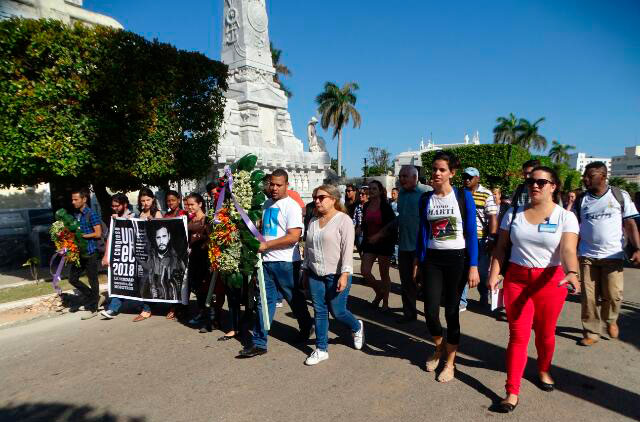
[504,264,567,395]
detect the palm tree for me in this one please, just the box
[517,117,547,151]
[493,113,520,144]
[270,42,292,98]
[548,140,575,164]
[316,82,362,178]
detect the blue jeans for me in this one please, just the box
[252,261,312,349]
[108,297,151,314]
[460,238,490,307]
[308,272,360,351]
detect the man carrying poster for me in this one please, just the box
[107,217,189,306]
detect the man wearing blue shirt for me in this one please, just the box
[70,188,102,320]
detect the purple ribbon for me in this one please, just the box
[49,249,67,295]
[214,165,265,243]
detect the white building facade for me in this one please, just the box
[393,132,480,175]
[568,153,611,174]
[611,146,640,184]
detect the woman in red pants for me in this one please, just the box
[488,166,581,413]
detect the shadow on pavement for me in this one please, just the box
[341,290,640,420]
[0,402,146,422]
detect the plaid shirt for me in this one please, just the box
[75,206,101,255]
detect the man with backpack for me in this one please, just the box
[575,161,640,346]
[69,188,103,320]
[459,167,498,311]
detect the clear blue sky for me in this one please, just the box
[85,0,640,177]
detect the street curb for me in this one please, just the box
[0,283,108,313]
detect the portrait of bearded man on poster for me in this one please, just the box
[140,221,187,302]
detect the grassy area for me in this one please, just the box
[0,274,107,305]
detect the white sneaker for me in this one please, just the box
[100,310,116,319]
[459,305,467,313]
[275,302,283,308]
[353,320,364,350]
[305,349,329,366]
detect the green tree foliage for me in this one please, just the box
[493,113,547,152]
[548,140,575,164]
[609,177,639,196]
[0,18,227,213]
[364,147,392,176]
[316,82,362,178]
[270,42,292,98]
[421,144,530,193]
[532,156,582,193]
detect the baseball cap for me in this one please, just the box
[463,167,479,177]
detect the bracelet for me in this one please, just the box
[566,270,578,276]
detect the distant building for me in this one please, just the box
[0,0,122,29]
[393,131,480,175]
[568,153,611,174]
[611,146,640,184]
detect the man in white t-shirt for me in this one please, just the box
[238,169,312,358]
[576,161,640,346]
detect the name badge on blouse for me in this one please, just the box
[538,223,558,233]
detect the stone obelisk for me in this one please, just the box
[216,0,331,200]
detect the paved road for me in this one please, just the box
[1,260,639,422]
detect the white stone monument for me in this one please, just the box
[215,0,332,200]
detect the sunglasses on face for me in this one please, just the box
[525,178,554,188]
[346,189,354,193]
[313,194,330,202]
[462,174,474,180]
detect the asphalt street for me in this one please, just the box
[1,260,639,422]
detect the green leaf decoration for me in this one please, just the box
[237,154,258,172]
[250,170,265,183]
[251,192,266,208]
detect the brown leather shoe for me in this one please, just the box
[579,337,598,347]
[607,323,619,339]
[133,313,151,322]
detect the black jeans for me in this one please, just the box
[399,250,418,319]
[422,249,467,345]
[68,253,99,310]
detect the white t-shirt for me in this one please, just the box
[578,188,639,259]
[427,190,465,250]
[261,196,304,262]
[501,205,579,268]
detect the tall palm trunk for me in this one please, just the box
[337,128,343,178]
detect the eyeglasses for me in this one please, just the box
[313,194,330,202]
[525,178,554,188]
[345,189,355,193]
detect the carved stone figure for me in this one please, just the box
[307,117,326,153]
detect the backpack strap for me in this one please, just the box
[610,186,626,216]
[574,191,586,224]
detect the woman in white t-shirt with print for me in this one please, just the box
[488,166,581,413]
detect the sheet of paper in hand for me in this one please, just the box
[491,280,504,311]
[107,217,189,304]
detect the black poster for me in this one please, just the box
[108,217,189,304]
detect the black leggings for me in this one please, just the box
[422,249,468,345]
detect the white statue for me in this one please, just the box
[464,133,470,144]
[307,117,326,152]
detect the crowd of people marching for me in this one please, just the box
[65,151,639,413]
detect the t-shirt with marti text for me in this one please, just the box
[427,190,465,250]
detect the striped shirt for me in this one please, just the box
[470,185,498,238]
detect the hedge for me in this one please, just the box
[421,144,530,194]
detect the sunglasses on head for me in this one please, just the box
[313,194,330,202]
[525,178,554,188]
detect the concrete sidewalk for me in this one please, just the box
[0,259,638,422]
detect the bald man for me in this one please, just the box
[396,165,432,323]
